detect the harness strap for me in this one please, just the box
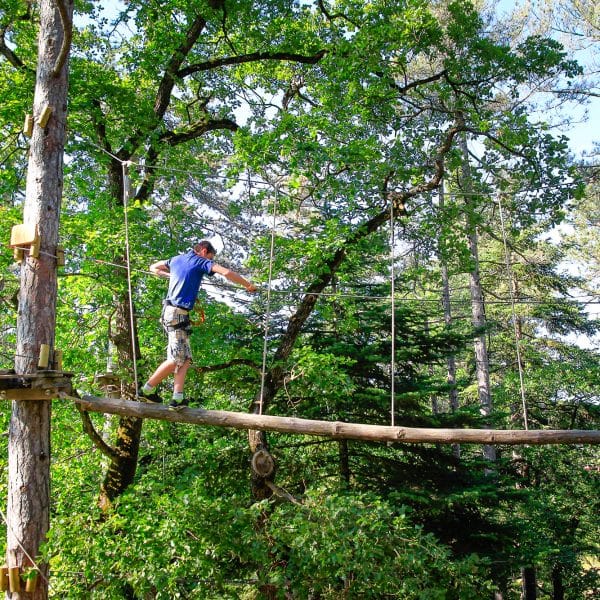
[163,316,191,332]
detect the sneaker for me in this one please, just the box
[138,387,162,404]
[168,398,189,411]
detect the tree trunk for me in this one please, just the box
[551,564,564,600]
[468,233,495,462]
[459,134,496,463]
[339,439,350,485]
[7,1,73,598]
[98,290,143,510]
[438,180,460,458]
[442,261,461,460]
[440,265,458,412]
[521,566,537,600]
[98,416,143,511]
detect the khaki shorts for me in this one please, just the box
[162,305,192,368]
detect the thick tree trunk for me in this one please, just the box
[551,564,564,600]
[521,566,537,600]
[468,233,495,463]
[460,135,496,463]
[7,1,73,598]
[98,416,143,511]
[97,291,143,510]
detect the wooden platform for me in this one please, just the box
[0,371,73,400]
[70,394,600,445]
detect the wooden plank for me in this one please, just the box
[0,372,74,396]
[0,388,57,400]
[0,372,74,383]
[72,394,600,445]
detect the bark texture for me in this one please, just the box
[459,134,496,463]
[8,1,73,598]
[97,291,143,511]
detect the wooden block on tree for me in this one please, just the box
[23,113,33,137]
[9,224,38,248]
[9,223,40,257]
[0,566,8,591]
[8,567,20,592]
[24,570,38,592]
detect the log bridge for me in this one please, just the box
[1,374,598,445]
[73,394,599,445]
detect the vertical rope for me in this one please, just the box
[390,201,396,427]
[122,161,139,395]
[258,184,278,415]
[497,194,528,430]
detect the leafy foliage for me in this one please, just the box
[1,0,598,598]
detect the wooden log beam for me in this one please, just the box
[71,394,600,445]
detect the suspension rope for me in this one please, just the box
[122,161,139,394]
[6,241,598,307]
[389,201,396,427]
[258,185,278,416]
[497,194,529,430]
[7,239,597,312]
[76,134,582,197]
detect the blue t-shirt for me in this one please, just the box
[165,250,214,310]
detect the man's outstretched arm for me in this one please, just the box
[150,260,170,279]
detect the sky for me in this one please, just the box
[493,0,598,159]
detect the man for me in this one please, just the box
[138,240,257,409]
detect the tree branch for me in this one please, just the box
[0,26,26,69]
[74,402,121,461]
[159,116,238,145]
[0,3,33,70]
[154,14,208,117]
[463,125,534,164]
[264,480,303,505]
[132,116,239,202]
[178,49,327,78]
[51,0,73,77]
[393,69,448,94]
[317,0,359,27]
[191,358,261,374]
